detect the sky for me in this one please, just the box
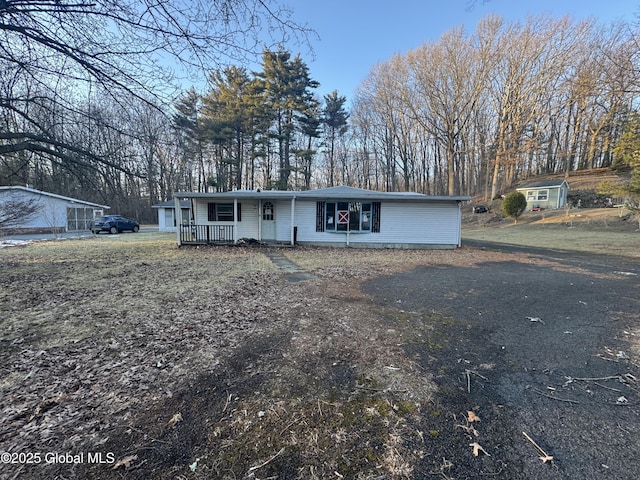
[287,0,638,102]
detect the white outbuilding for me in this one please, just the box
[152,199,190,232]
[0,185,109,233]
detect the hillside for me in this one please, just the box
[464,167,635,231]
[530,167,629,191]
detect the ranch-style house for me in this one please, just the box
[173,186,470,249]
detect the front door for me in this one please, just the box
[262,201,276,240]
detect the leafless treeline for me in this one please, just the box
[350,15,640,198]
[170,14,640,201]
[0,0,311,221]
[2,11,639,220]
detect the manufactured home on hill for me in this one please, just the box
[516,179,569,211]
[173,186,470,249]
[0,185,109,233]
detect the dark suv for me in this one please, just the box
[90,215,139,234]
[473,205,489,214]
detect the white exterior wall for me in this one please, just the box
[239,201,260,238]
[273,200,293,242]
[188,197,461,247]
[157,208,170,231]
[1,189,69,230]
[378,202,460,245]
[193,199,260,239]
[294,201,319,242]
[294,200,461,247]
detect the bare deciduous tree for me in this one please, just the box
[351,13,639,197]
[0,0,311,178]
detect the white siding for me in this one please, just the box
[238,201,260,238]
[294,200,461,247]
[189,197,462,247]
[157,208,171,231]
[1,189,67,230]
[294,202,319,242]
[378,202,460,244]
[193,199,260,239]
[274,200,293,242]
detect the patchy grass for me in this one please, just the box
[464,207,640,257]
[1,230,638,479]
[3,234,479,479]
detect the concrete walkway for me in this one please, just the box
[264,251,315,282]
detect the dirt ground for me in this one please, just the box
[0,228,638,479]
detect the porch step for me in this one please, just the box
[264,251,315,282]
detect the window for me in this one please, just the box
[208,203,241,221]
[316,202,380,232]
[526,189,548,202]
[262,202,274,221]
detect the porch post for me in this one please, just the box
[258,199,262,241]
[233,198,238,244]
[174,196,181,246]
[457,201,462,248]
[290,197,295,246]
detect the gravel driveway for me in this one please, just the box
[365,243,640,479]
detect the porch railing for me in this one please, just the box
[179,224,234,245]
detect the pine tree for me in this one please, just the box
[502,191,527,223]
[202,67,254,191]
[256,48,319,189]
[612,112,640,196]
[322,90,349,186]
[173,88,205,191]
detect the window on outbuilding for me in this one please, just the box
[208,202,241,222]
[526,190,548,202]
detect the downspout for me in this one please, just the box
[346,220,350,247]
[290,196,295,246]
[234,198,238,244]
[457,201,462,248]
[258,199,262,241]
[174,196,181,247]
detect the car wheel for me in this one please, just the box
[109,226,118,234]
[132,225,139,233]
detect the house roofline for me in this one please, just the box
[174,187,471,203]
[0,185,110,209]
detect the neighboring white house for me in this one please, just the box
[152,199,190,232]
[515,179,569,211]
[0,185,109,232]
[174,186,471,249]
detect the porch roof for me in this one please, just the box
[152,199,190,209]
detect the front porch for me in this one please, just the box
[179,224,235,245]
